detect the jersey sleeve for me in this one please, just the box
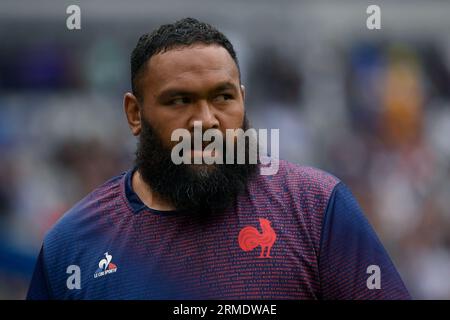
[26,246,52,300]
[318,182,411,299]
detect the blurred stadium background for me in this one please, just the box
[1,0,450,299]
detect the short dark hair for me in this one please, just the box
[130,17,240,101]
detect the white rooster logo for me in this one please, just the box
[94,252,117,278]
[98,252,112,271]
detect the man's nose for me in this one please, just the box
[188,100,220,131]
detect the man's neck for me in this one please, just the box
[131,169,176,211]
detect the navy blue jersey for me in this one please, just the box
[27,161,410,299]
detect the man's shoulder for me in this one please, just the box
[247,160,342,251]
[255,159,341,196]
[42,171,129,248]
[279,159,339,183]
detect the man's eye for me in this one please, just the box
[214,94,233,103]
[170,97,190,105]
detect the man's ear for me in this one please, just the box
[123,92,142,136]
[240,84,246,101]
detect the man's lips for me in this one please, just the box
[190,142,222,160]
[173,140,224,160]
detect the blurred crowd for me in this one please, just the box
[1,0,450,299]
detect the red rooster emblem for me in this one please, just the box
[238,218,276,258]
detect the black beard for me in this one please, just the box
[135,115,258,215]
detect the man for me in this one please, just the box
[27,18,410,299]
